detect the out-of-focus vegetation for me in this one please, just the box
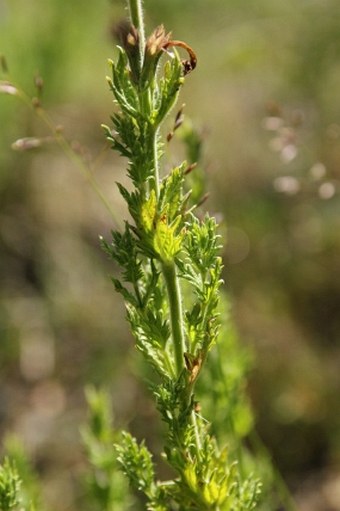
[1,0,340,509]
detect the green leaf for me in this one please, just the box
[159,163,186,222]
[154,216,183,263]
[184,214,222,275]
[115,432,155,497]
[141,189,157,233]
[156,56,184,125]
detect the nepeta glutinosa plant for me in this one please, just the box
[101,1,261,509]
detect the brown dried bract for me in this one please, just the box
[113,20,139,49]
[184,352,202,384]
[165,40,197,75]
[146,26,197,76]
[146,25,172,57]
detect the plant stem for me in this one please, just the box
[153,127,160,198]
[161,261,186,377]
[128,0,145,69]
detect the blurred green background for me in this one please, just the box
[1,0,340,509]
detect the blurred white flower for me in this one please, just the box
[0,81,17,95]
[274,176,300,195]
[318,182,335,199]
[310,162,326,180]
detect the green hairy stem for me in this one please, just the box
[128,0,145,63]
[161,261,186,377]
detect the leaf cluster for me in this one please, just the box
[81,387,132,511]
[0,458,21,511]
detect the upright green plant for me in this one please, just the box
[1,0,299,508]
[100,1,262,509]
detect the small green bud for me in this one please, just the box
[140,190,156,231]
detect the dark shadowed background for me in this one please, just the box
[1,0,340,509]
